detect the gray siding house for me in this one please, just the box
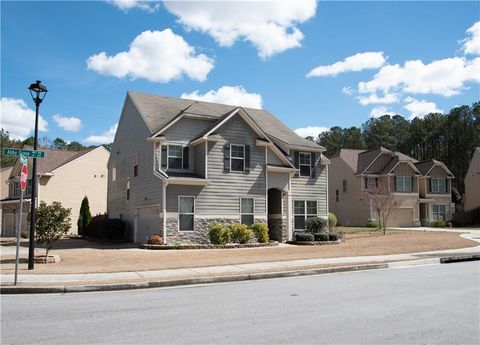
[108,92,329,244]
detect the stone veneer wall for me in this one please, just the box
[166,217,268,244]
[268,216,288,242]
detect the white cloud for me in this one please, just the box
[358,56,480,97]
[84,123,118,144]
[163,0,317,59]
[403,97,443,119]
[107,0,160,12]
[306,52,386,78]
[294,126,329,138]
[87,29,214,83]
[52,114,82,132]
[0,97,48,140]
[342,86,354,95]
[461,21,480,56]
[357,93,399,106]
[369,106,395,118]
[181,86,262,109]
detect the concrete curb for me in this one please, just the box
[2,255,478,295]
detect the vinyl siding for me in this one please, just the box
[107,95,162,233]
[267,148,286,166]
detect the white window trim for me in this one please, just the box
[239,197,255,224]
[431,178,446,193]
[178,195,195,232]
[299,152,311,177]
[364,176,378,190]
[432,204,446,221]
[230,144,245,173]
[112,166,117,182]
[396,176,412,192]
[167,144,184,170]
[293,199,318,230]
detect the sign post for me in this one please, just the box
[14,158,28,285]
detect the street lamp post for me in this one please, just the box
[27,80,48,270]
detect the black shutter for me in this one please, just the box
[394,176,397,191]
[294,151,299,176]
[364,177,367,189]
[161,145,168,168]
[428,178,432,193]
[410,176,414,192]
[310,153,316,178]
[224,144,230,171]
[375,178,378,187]
[245,145,250,173]
[183,147,189,170]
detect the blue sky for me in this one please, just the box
[1,1,479,143]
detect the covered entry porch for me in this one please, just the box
[267,165,293,242]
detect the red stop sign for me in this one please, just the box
[20,164,28,192]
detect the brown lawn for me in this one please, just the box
[0,231,477,275]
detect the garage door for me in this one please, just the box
[388,208,414,227]
[135,206,161,243]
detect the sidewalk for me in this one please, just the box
[1,233,479,293]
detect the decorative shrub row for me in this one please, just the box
[209,222,269,244]
[453,206,480,227]
[85,215,126,240]
[430,220,447,228]
[295,232,340,242]
[366,220,378,228]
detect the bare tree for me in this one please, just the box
[360,181,397,235]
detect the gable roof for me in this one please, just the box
[414,159,454,177]
[357,147,391,174]
[128,91,324,151]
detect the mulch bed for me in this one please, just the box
[141,242,279,250]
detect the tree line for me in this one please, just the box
[0,129,110,167]
[312,102,479,195]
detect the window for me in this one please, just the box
[179,196,195,231]
[133,153,138,177]
[342,180,347,193]
[432,204,446,221]
[112,166,117,182]
[431,178,446,193]
[240,198,254,225]
[336,190,339,202]
[168,145,183,169]
[299,152,311,177]
[396,176,412,192]
[13,181,20,197]
[365,177,378,190]
[294,200,317,230]
[126,177,130,200]
[230,145,245,172]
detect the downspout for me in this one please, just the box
[162,180,167,244]
[325,161,329,217]
[265,147,268,218]
[287,172,293,241]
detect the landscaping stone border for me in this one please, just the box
[286,240,342,246]
[140,242,279,250]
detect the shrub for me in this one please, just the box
[366,220,378,228]
[314,232,329,241]
[329,232,340,241]
[147,234,163,245]
[305,217,328,233]
[430,220,447,228]
[85,215,126,240]
[209,223,230,245]
[453,207,480,227]
[295,232,315,242]
[77,196,92,236]
[35,201,71,256]
[328,212,337,229]
[251,222,269,243]
[229,224,253,244]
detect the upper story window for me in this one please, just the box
[395,176,412,192]
[161,144,189,170]
[133,153,138,177]
[431,178,446,193]
[240,198,254,225]
[342,180,347,193]
[126,177,130,200]
[299,152,311,177]
[294,200,317,230]
[364,176,378,190]
[231,145,245,172]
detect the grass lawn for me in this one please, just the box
[335,226,383,234]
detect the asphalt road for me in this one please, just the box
[1,262,479,345]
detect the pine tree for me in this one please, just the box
[77,196,92,236]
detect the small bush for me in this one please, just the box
[209,223,230,245]
[35,201,71,255]
[305,217,328,233]
[430,220,447,228]
[314,232,329,241]
[366,220,378,228]
[251,222,269,243]
[295,232,315,242]
[229,224,253,244]
[147,234,163,245]
[85,215,126,240]
[328,213,337,229]
[329,232,340,241]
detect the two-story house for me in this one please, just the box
[329,147,454,227]
[108,91,329,244]
[464,147,480,211]
[1,146,110,237]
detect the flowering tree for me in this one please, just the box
[35,201,71,256]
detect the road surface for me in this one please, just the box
[1,262,479,344]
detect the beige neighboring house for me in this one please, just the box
[0,166,13,232]
[1,146,110,237]
[329,147,454,227]
[464,147,480,211]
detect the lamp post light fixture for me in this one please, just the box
[27,80,48,270]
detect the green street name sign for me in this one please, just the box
[19,155,28,165]
[2,148,45,159]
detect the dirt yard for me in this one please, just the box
[0,231,477,274]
